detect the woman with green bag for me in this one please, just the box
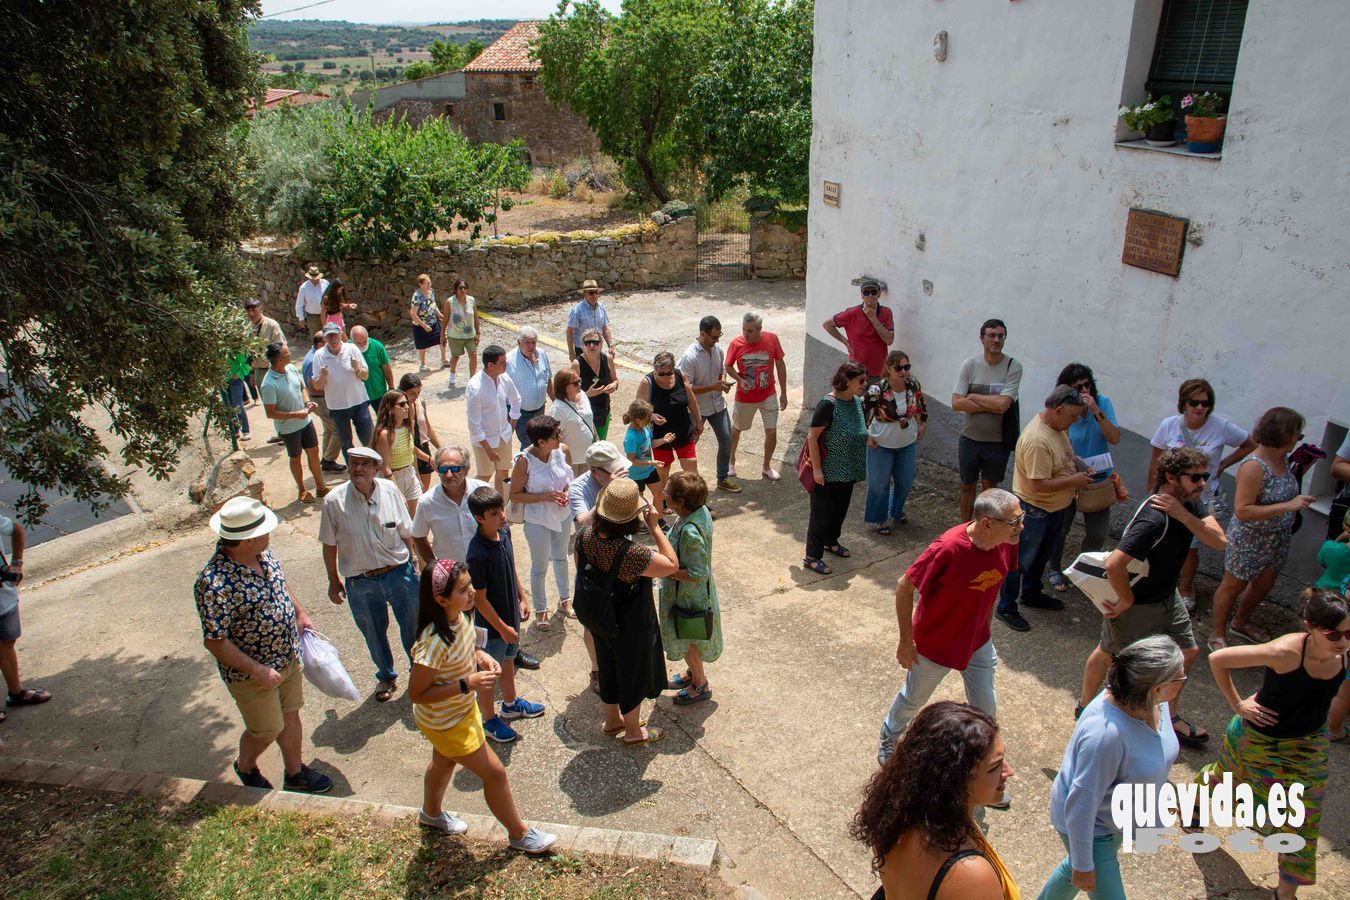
[660,471,723,706]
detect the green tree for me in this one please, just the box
[427,38,463,73]
[0,1,262,524]
[403,60,436,80]
[693,0,812,205]
[536,0,723,204]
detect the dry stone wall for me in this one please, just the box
[749,212,807,279]
[243,218,695,332]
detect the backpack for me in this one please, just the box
[573,535,635,641]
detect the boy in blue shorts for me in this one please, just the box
[466,486,544,743]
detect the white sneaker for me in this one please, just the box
[448,373,457,387]
[1182,595,1197,614]
[418,809,468,834]
[509,826,558,854]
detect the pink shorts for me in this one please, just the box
[653,440,697,464]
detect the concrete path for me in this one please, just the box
[13,282,1349,898]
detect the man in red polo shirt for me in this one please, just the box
[823,278,894,379]
[877,488,1023,783]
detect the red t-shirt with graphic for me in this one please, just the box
[725,332,785,404]
[833,304,894,376]
[906,523,1017,670]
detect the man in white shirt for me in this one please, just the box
[679,315,738,493]
[318,447,419,702]
[506,326,554,449]
[412,446,490,566]
[294,264,328,337]
[311,323,372,463]
[466,344,520,494]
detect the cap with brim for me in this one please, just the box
[859,277,881,292]
[307,266,324,279]
[322,322,342,335]
[584,440,629,475]
[347,447,383,464]
[595,478,648,524]
[210,496,279,540]
[580,279,601,292]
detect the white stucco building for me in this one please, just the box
[806,0,1348,579]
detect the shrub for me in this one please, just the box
[572,183,594,203]
[547,171,570,199]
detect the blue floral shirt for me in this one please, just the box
[194,547,300,683]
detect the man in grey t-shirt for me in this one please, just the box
[679,316,738,492]
[951,318,1023,522]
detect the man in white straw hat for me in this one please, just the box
[194,496,332,793]
[319,446,421,703]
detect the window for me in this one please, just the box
[443,103,455,117]
[1146,0,1250,100]
[492,102,506,121]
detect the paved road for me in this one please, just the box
[0,461,130,546]
[13,283,1349,898]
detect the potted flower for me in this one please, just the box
[1180,91,1227,153]
[1118,95,1176,146]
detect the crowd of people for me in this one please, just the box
[147,270,1350,890]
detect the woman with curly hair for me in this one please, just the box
[851,701,1018,899]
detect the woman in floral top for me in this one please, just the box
[409,273,445,371]
[803,361,869,575]
[863,350,928,535]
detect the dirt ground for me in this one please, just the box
[493,191,646,237]
[14,281,1350,899]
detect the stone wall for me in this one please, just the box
[243,218,695,332]
[749,212,807,279]
[456,72,599,166]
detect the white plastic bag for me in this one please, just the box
[1066,495,1166,615]
[299,629,360,701]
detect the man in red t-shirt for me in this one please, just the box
[877,488,1023,777]
[724,311,788,482]
[823,278,894,379]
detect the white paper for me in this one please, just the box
[1081,452,1114,474]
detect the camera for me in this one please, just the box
[0,569,19,583]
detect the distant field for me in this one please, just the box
[260,51,431,73]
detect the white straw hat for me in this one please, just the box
[209,496,279,540]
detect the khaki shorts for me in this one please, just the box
[226,660,303,741]
[1100,590,1197,654]
[446,336,477,357]
[732,397,779,431]
[391,464,423,502]
[472,435,514,474]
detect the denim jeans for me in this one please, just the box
[225,378,249,436]
[329,402,374,462]
[998,500,1065,615]
[343,561,419,683]
[522,520,570,613]
[515,406,544,449]
[1037,832,1125,900]
[703,408,732,481]
[880,638,998,743]
[864,442,917,525]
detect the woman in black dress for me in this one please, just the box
[637,350,703,519]
[573,328,618,439]
[574,478,680,744]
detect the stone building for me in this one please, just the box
[806,0,1348,580]
[347,72,467,128]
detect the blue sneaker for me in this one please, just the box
[499,697,545,720]
[483,715,519,743]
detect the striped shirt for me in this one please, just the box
[410,617,477,731]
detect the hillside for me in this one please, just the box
[248,18,515,62]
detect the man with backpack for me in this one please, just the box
[1074,446,1226,747]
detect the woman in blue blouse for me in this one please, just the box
[1047,363,1122,592]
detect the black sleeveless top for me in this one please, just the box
[645,371,694,447]
[577,353,612,423]
[1251,635,1345,738]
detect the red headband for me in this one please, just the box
[432,559,459,597]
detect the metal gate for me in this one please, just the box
[696,202,750,282]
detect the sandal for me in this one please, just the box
[674,683,712,705]
[536,612,551,632]
[669,671,694,689]
[1171,714,1210,748]
[1229,622,1271,644]
[298,490,316,503]
[6,688,51,706]
[875,524,892,536]
[558,602,578,620]
[1329,724,1348,743]
[374,679,396,703]
[622,726,666,746]
[824,544,851,558]
[603,719,646,737]
[1207,637,1228,653]
[803,557,832,575]
[1047,571,1069,593]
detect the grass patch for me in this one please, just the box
[0,784,727,899]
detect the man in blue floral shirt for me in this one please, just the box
[194,497,332,793]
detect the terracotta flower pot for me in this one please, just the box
[1185,115,1227,153]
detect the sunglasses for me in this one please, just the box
[583,339,601,346]
[1185,398,1214,409]
[1073,381,1091,391]
[1318,627,1350,642]
[861,288,879,296]
[1183,472,1212,483]
[654,369,675,377]
[437,464,468,475]
[892,364,911,372]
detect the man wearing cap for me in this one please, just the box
[679,315,739,493]
[302,332,345,473]
[566,280,616,362]
[245,299,289,444]
[194,496,332,793]
[312,323,372,463]
[295,264,329,338]
[995,385,1095,633]
[350,326,394,414]
[466,344,520,495]
[506,326,554,449]
[412,446,491,567]
[261,341,329,503]
[319,447,421,703]
[822,278,895,382]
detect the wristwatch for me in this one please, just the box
[459,677,469,696]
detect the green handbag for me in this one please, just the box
[672,602,714,641]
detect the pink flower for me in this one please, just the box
[1181,95,1193,109]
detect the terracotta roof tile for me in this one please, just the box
[462,21,542,73]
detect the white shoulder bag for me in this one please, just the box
[1066,495,1168,615]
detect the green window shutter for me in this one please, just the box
[1147,0,1251,98]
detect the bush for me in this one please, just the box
[572,183,594,203]
[560,154,620,192]
[528,169,553,196]
[547,171,570,199]
[322,60,336,70]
